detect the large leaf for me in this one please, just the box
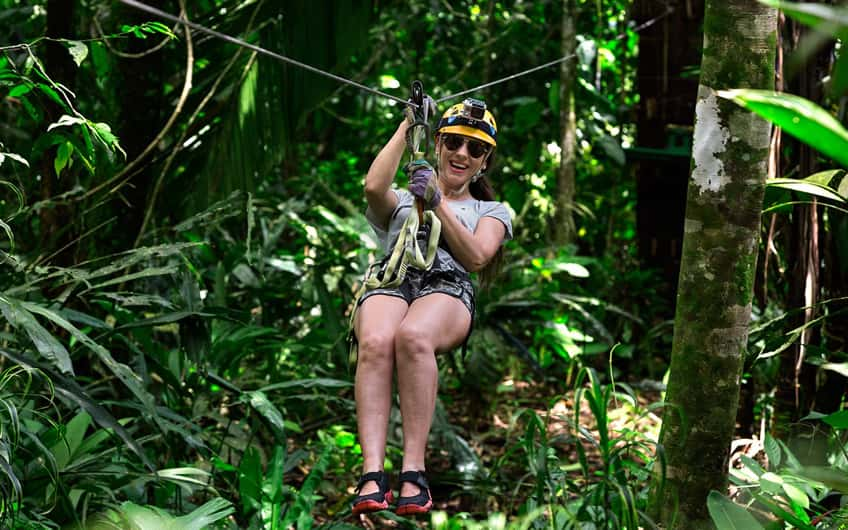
[758,1,848,34]
[108,498,233,530]
[243,390,286,443]
[766,178,847,203]
[707,491,765,530]
[717,89,848,168]
[0,296,73,374]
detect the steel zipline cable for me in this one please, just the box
[118,0,674,107]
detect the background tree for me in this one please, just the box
[551,0,577,246]
[652,1,777,528]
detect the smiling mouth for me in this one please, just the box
[449,161,468,171]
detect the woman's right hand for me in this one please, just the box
[406,160,441,209]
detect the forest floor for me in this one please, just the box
[347,377,665,528]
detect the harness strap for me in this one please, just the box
[348,208,442,351]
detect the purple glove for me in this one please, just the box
[406,160,441,209]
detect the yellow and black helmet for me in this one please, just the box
[435,98,497,147]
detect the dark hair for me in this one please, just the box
[469,150,504,289]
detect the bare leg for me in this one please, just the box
[395,293,471,497]
[354,295,409,495]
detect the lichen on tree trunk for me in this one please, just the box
[652,1,777,528]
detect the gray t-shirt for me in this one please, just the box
[365,188,513,274]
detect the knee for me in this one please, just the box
[357,329,395,367]
[395,322,435,359]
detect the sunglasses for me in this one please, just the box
[442,134,491,159]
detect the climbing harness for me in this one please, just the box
[117,0,674,108]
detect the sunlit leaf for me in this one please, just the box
[54,141,73,177]
[64,40,88,66]
[839,174,848,198]
[804,169,843,187]
[243,390,286,442]
[820,362,848,377]
[717,89,848,168]
[782,482,809,510]
[47,114,86,132]
[553,262,591,278]
[766,178,847,203]
[0,152,30,168]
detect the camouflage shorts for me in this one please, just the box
[357,263,475,318]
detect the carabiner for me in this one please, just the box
[405,79,431,158]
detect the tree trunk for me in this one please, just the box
[551,0,577,246]
[652,2,777,528]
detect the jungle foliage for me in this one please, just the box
[0,0,846,529]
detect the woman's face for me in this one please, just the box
[436,133,490,187]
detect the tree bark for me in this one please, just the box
[551,0,577,246]
[652,2,777,528]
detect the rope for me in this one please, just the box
[118,0,675,109]
[116,0,414,108]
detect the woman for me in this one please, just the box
[351,99,512,516]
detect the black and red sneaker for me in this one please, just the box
[395,470,433,516]
[352,471,393,515]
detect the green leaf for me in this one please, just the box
[717,89,848,168]
[708,491,765,530]
[90,121,126,158]
[839,174,848,198]
[7,84,32,98]
[757,1,848,36]
[553,262,591,278]
[54,141,73,177]
[141,21,177,39]
[820,362,848,377]
[766,178,847,203]
[597,134,626,166]
[64,40,88,66]
[804,169,843,186]
[760,472,784,494]
[111,498,233,530]
[764,433,781,469]
[243,390,286,442]
[50,411,91,470]
[238,447,262,512]
[821,410,848,428]
[0,151,30,168]
[0,296,73,374]
[781,482,809,510]
[47,114,86,132]
[258,378,352,392]
[795,466,848,492]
